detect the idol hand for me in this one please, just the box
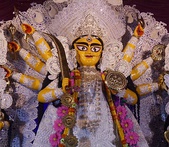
[133,24,144,38]
[0,66,13,78]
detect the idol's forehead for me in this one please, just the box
[75,37,102,45]
[73,35,103,46]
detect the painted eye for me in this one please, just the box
[91,46,101,52]
[77,45,87,51]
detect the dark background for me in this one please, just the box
[0,0,169,31]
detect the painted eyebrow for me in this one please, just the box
[75,42,102,46]
[90,43,102,46]
[75,42,89,46]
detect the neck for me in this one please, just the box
[81,65,96,68]
[79,66,97,72]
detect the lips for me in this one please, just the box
[85,55,93,58]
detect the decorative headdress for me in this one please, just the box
[74,14,103,38]
[49,0,126,45]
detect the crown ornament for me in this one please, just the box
[74,14,103,38]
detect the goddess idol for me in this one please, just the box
[1,0,167,147]
[18,14,147,147]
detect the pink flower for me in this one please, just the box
[57,106,69,118]
[121,118,133,132]
[53,119,65,132]
[116,105,127,120]
[49,133,61,147]
[125,131,139,146]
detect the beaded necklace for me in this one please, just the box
[77,67,102,134]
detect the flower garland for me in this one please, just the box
[105,87,127,146]
[106,89,139,147]
[49,70,81,147]
[102,73,139,147]
[116,105,139,147]
[49,105,69,147]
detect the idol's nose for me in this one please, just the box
[85,46,92,54]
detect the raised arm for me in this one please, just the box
[114,24,144,105]
[123,24,144,63]
[21,23,53,61]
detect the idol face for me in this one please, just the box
[73,36,103,67]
